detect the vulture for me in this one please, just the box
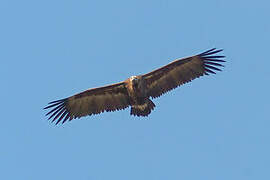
[44,48,225,124]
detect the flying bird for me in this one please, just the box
[45,48,225,124]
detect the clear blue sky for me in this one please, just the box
[1,0,269,179]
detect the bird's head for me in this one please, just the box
[130,76,139,87]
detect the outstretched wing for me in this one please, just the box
[44,82,130,124]
[142,48,225,98]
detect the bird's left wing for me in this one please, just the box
[142,48,225,98]
[44,82,130,124]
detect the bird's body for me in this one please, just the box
[45,48,225,124]
[125,76,155,116]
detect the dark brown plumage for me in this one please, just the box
[44,48,225,124]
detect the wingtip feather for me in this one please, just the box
[200,48,223,56]
[200,48,225,74]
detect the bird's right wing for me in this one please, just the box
[44,82,131,124]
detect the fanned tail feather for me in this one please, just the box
[130,99,155,117]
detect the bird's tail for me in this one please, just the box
[130,99,155,117]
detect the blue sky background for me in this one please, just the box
[1,0,269,179]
